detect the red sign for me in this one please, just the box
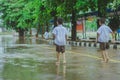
[76,20,83,32]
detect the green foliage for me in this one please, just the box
[0,0,117,36]
[86,18,97,31]
[0,0,51,31]
[76,0,97,12]
[108,0,120,10]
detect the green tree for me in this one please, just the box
[0,0,30,38]
[0,0,116,41]
[63,0,97,40]
[108,0,120,40]
[0,0,51,39]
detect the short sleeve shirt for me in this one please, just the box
[97,24,112,42]
[52,25,68,46]
[43,32,49,39]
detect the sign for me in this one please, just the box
[76,20,83,32]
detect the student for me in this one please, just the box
[43,30,49,40]
[52,17,68,64]
[96,18,114,63]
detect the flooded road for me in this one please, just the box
[0,35,120,80]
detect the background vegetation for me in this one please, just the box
[0,0,120,40]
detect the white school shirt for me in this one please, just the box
[97,24,112,42]
[52,25,68,46]
[43,32,49,39]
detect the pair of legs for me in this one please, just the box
[101,50,109,63]
[56,52,66,64]
[56,45,66,64]
[100,42,109,63]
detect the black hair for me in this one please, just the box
[57,17,63,24]
[99,18,106,24]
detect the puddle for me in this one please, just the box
[0,35,120,80]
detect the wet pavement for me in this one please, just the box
[0,35,120,80]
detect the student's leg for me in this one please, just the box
[63,53,66,64]
[61,46,66,64]
[56,52,60,64]
[104,50,109,62]
[100,43,106,61]
[56,45,60,64]
[101,50,106,62]
[104,43,109,62]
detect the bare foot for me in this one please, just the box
[101,60,106,63]
[105,58,109,63]
[63,61,66,64]
[56,61,60,65]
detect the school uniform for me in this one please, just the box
[97,24,112,50]
[52,25,68,53]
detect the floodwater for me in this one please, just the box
[0,35,120,80]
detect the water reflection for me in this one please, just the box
[0,35,50,80]
[55,64,66,80]
[16,37,48,44]
[0,35,120,80]
[1,57,54,80]
[0,36,4,54]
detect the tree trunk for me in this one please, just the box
[30,28,32,37]
[97,0,102,29]
[46,22,49,32]
[51,10,57,28]
[18,28,24,38]
[18,28,25,44]
[71,9,76,41]
[54,16,57,28]
[36,26,40,38]
[97,0,107,28]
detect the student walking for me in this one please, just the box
[96,18,114,63]
[52,17,68,64]
[43,30,49,40]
